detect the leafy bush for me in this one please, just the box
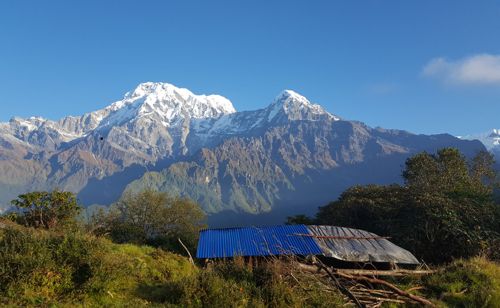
[10,190,82,230]
[0,226,101,305]
[89,189,206,252]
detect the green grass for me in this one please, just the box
[1,218,499,307]
[419,256,500,307]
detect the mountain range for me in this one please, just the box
[0,82,487,224]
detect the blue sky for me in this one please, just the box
[0,0,499,135]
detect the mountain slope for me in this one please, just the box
[126,114,484,224]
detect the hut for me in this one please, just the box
[196,225,419,268]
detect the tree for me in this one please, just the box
[402,151,441,193]
[10,190,81,230]
[470,150,497,195]
[403,148,473,194]
[92,190,206,252]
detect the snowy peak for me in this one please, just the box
[123,82,235,114]
[94,82,235,129]
[4,116,82,145]
[0,82,238,147]
[267,89,339,122]
[276,89,310,104]
[272,90,316,110]
[482,129,500,149]
[489,129,500,139]
[461,129,500,151]
[8,116,47,132]
[101,82,235,125]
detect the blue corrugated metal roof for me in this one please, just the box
[196,225,322,258]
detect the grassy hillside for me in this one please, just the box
[0,219,345,307]
[0,219,195,306]
[1,219,500,307]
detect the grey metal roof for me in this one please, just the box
[306,225,419,264]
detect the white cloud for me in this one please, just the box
[422,54,500,86]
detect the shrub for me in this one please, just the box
[89,190,206,252]
[0,227,101,305]
[10,190,82,231]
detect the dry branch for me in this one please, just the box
[334,271,435,307]
[295,261,435,307]
[316,262,364,308]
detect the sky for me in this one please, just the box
[0,0,499,136]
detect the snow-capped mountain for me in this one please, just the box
[0,82,486,218]
[0,83,336,159]
[461,129,500,156]
[1,82,235,152]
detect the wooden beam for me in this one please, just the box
[336,269,436,277]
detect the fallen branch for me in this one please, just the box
[315,262,364,308]
[334,270,435,307]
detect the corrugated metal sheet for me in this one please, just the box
[306,225,419,264]
[196,225,322,258]
[196,225,420,265]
